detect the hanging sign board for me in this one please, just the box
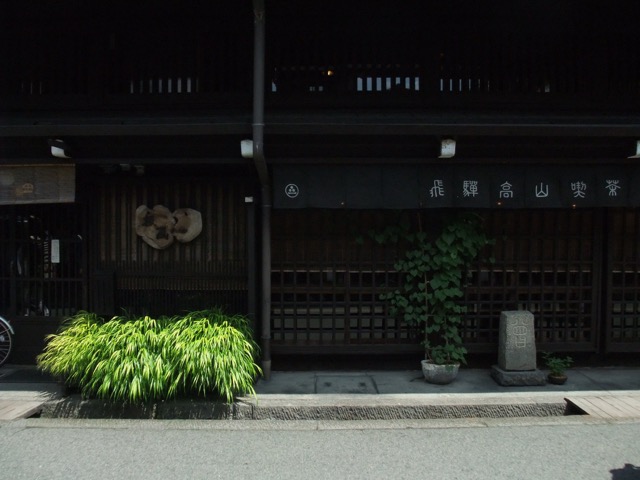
[273,164,634,209]
[0,164,76,205]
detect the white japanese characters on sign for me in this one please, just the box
[605,179,621,197]
[535,183,549,198]
[275,166,636,209]
[462,180,479,197]
[571,181,587,198]
[430,180,445,198]
[499,181,514,199]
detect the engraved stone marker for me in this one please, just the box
[491,311,546,386]
[498,310,536,370]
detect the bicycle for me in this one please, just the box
[0,315,14,367]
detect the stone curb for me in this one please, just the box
[41,396,233,420]
[234,399,567,420]
[40,395,568,421]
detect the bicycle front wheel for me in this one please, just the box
[0,320,13,367]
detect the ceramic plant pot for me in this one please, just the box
[547,373,568,385]
[421,359,460,385]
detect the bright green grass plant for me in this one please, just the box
[37,309,262,404]
[162,309,262,402]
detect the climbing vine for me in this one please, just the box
[370,212,493,365]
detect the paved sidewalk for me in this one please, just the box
[0,365,64,420]
[1,364,639,420]
[254,367,640,395]
[242,367,640,420]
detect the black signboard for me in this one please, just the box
[308,167,345,208]
[273,165,640,209]
[344,166,381,208]
[381,166,420,209]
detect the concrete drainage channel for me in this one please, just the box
[39,397,234,420]
[36,395,575,421]
[234,400,571,421]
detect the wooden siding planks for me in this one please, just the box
[0,400,43,420]
[91,172,250,317]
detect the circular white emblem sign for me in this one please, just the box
[285,184,300,198]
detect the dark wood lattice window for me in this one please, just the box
[464,210,599,352]
[271,209,600,354]
[607,209,640,352]
[271,210,418,350]
[0,204,86,318]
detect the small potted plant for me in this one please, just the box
[542,352,573,385]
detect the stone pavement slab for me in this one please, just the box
[1,364,640,421]
[253,368,640,395]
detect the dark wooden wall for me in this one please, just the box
[89,171,251,317]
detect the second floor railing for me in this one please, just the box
[2,1,638,114]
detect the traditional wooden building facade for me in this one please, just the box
[1,1,639,372]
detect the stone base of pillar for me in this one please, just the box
[490,365,547,386]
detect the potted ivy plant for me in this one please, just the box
[541,351,573,385]
[371,212,492,384]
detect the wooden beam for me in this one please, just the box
[0,123,251,137]
[266,122,640,137]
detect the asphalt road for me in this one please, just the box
[1,417,639,480]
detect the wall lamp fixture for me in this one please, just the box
[629,140,640,159]
[48,138,71,159]
[241,139,254,159]
[439,138,456,158]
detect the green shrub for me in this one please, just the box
[541,351,573,376]
[37,309,262,404]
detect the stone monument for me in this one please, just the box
[491,310,546,386]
